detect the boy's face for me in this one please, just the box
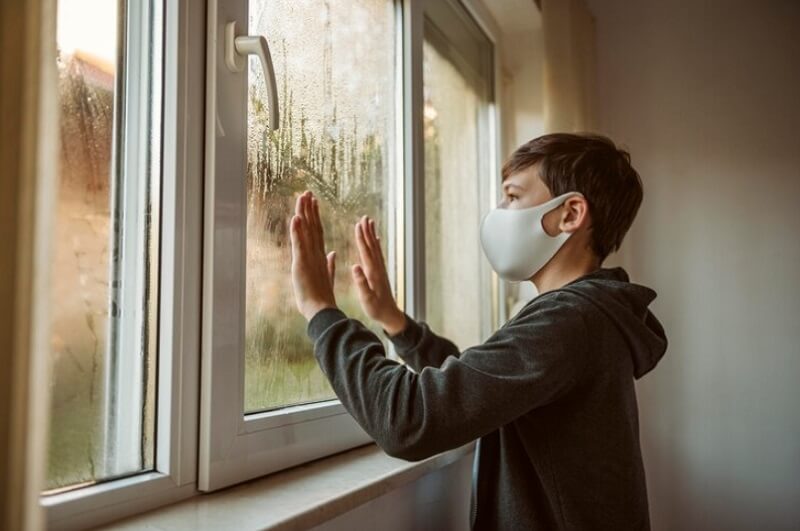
[501,162,566,237]
[501,163,552,209]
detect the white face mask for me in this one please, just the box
[480,191,583,282]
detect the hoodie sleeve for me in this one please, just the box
[379,313,461,372]
[306,294,589,462]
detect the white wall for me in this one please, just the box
[587,1,800,529]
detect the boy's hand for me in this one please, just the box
[352,216,406,336]
[289,191,338,321]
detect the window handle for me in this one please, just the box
[225,21,280,131]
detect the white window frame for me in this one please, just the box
[42,0,205,528]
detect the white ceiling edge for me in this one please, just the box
[474,0,542,71]
[482,0,541,37]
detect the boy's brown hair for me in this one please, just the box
[502,133,643,262]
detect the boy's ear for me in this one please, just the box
[560,196,590,233]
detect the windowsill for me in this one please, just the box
[101,440,477,530]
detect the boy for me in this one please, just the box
[289,133,668,530]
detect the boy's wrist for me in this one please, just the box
[381,308,407,337]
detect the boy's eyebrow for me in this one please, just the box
[503,182,525,192]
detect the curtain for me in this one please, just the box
[541,0,598,132]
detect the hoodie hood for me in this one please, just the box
[559,266,668,379]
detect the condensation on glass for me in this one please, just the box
[422,4,494,350]
[244,0,398,413]
[46,0,159,492]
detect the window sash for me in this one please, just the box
[43,0,203,526]
[198,0,401,493]
[104,0,160,479]
[420,0,497,347]
[404,0,502,329]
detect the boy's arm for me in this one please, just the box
[306,293,589,462]
[380,312,461,372]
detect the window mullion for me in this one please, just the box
[403,0,426,321]
[105,0,159,479]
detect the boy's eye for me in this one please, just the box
[507,194,517,202]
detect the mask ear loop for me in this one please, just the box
[537,191,584,237]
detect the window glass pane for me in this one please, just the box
[245,0,398,413]
[47,0,159,492]
[423,12,493,349]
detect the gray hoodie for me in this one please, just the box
[306,266,667,530]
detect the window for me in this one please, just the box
[47,0,160,493]
[43,0,500,525]
[244,0,398,413]
[422,1,495,349]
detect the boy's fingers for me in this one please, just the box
[351,263,373,293]
[297,192,317,251]
[361,217,386,272]
[304,190,312,216]
[305,193,318,248]
[294,192,305,219]
[354,219,389,290]
[312,197,322,230]
[369,218,378,242]
[368,218,387,268]
[367,219,379,256]
[326,251,336,283]
[355,222,377,271]
[306,194,315,227]
[313,197,325,251]
[307,193,324,254]
[290,215,304,256]
[359,216,375,254]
